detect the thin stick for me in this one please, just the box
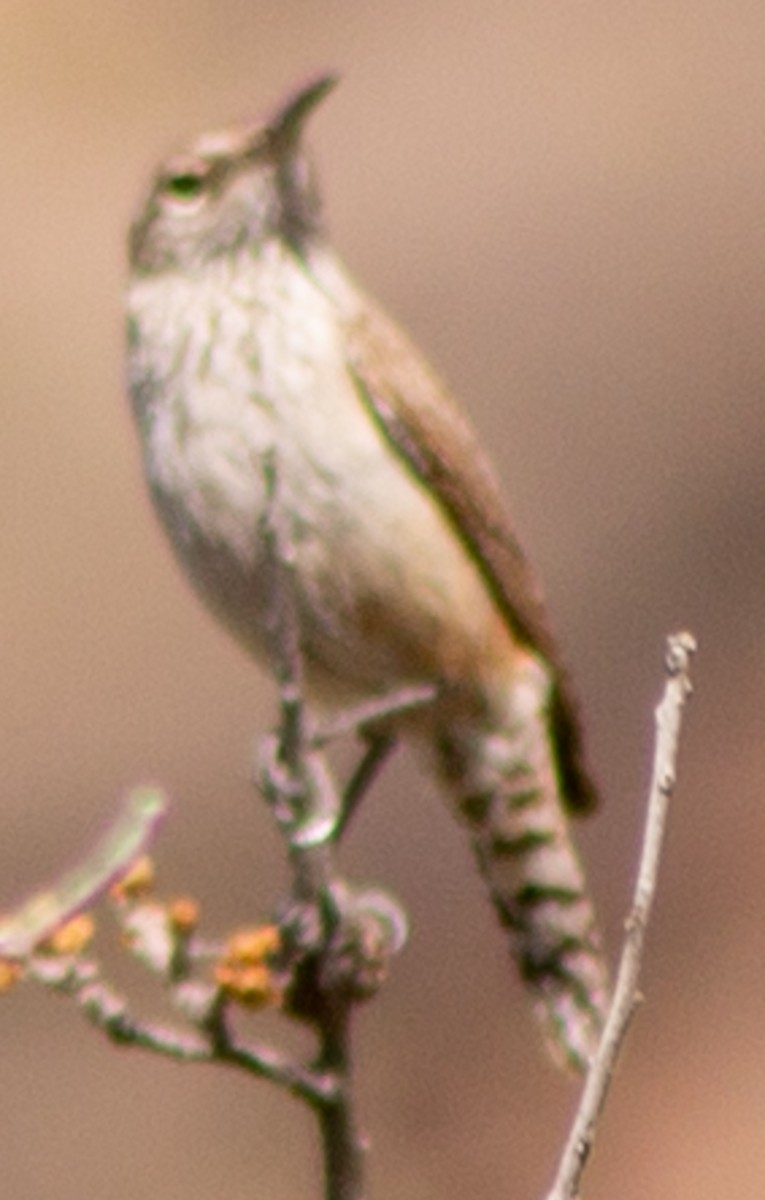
[0,789,167,959]
[334,731,396,841]
[544,631,697,1200]
[311,683,437,747]
[27,955,331,1104]
[314,1012,365,1200]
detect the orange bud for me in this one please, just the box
[0,959,23,993]
[214,960,282,1009]
[223,925,280,965]
[167,897,200,935]
[43,914,95,956]
[111,855,155,902]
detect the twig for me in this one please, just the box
[334,730,396,842]
[314,684,438,843]
[0,789,167,958]
[315,1012,365,1200]
[311,683,438,747]
[28,954,331,1105]
[544,631,697,1200]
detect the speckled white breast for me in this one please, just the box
[127,240,514,702]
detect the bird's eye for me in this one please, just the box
[163,169,208,202]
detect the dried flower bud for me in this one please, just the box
[42,914,95,957]
[214,960,282,1009]
[0,959,23,993]
[121,901,175,974]
[214,924,283,1009]
[320,884,409,1002]
[224,925,281,964]
[167,897,200,936]
[111,855,155,902]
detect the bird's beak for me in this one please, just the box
[265,72,338,152]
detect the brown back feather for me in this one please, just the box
[343,302,597,814]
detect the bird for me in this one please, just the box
[126,74,609,1071]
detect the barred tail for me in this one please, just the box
[434,660,610,1072]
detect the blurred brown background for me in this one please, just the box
[1,2,764,1197]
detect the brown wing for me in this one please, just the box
[344,301,597,814]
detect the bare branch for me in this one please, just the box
[544,631,697,1200]
[334,730,396,842]
[27,953,331,1105]
[0,789,167,959]
[311,683,437,747]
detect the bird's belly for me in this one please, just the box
[129,262,517,707]
[153,404,515,704]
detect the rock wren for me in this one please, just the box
[126,75,608,1069]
